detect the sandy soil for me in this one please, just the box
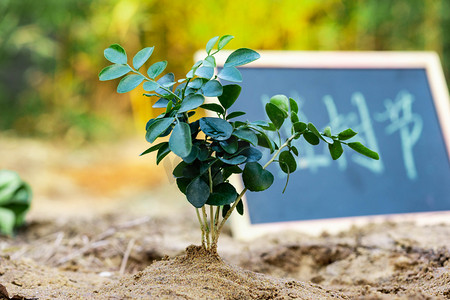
[1,136,449,299]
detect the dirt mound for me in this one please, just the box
[100,245,344,299]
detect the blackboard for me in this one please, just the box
[210,52,450,238]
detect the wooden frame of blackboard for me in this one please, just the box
[196,50,450,240]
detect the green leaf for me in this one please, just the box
[117,74,144,93]
[202,80,223,97]
[206,36,219,54]
[270,94,289,112]
[156,73,175,95]
[182,146,199,163]
[188,78,204,89]
[140,142,167,156]
[242,162,274,192]
[176,178,191,194]
[323,126,332,137]
[179,94,205,113]
[233,128,258,146]
[328,140,343,160]
[265,103,286,129]
[241,147,262,162]
[147,61,167,79]
[156,143,171,165]
[338,128,358,140]
[226,111,246,120]
[104,44,127,64]
[133,46,154,70]
[152,98,170,108]
[218,35,234,50]
[308,123,331,144]
[303,131,320,145]
[236,199,244,215]
[186,177,210,208]
[289,98,299,114]
[348,142,380,160]
[218,155,247,165]
[217,67,242,82]
[222,204,231,218]
[173,161,187,178]
[206,183,238,206]
[143,81,159,92]
[224,48,260,67]
[279,151,297,173]
[203,55,216,67]
[0,208,15,236]
[199,117,233,141]
[195,66,214,79]
[169,122,192,158]
[99,64,131,81]
[218,84,241,109]
[291,111,299,123]
[219,137,238,154]
[293,122,307,134]
[200,103,225,114]
[145,117,174,143]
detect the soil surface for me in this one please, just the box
[1,136,449,299]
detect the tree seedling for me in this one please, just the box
[99,35,379,253]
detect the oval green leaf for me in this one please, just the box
[218,84,241,109]
[303,131,320,145]
[145,117,174,143]
[186,177,210,208]
[202,80,223,97]
[279,151,297,173]
[206,36,219,54]
[242,162,274,192]
[328,140,343,160]
[179,94,205,113]
[217,67,242,83]
[133,46,154,70]
[338,128,358,141]
[218,35,234,50]
[117,74,144,93]
[104,44,127,64]
[265,102,286,129]
[99,64,131,81]
[147,61,167,79]
[195,66,214,79]
[232,128,258,146]
[270,94,289,112]
[199,117,233,141]
[143,80,159,92]
[224,48,260,67]
[206,182,238,206]
[169,122,192,158]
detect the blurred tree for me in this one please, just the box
[0,0,447,143]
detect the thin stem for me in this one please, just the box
[196,208,206,247]
[263,134,298,169]
[202,206,210,249]
[210,205,215,242]
[128,65,182,101]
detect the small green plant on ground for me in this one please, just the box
[0,170,32,236]
[99,35,379,253]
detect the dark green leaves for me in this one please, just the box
[270,95,289,112]
[179,94,205,113]
[199,117,233,141]
[242,162,274,192]
[147,61,168,79]
[145,117,174,143]
[133,47,154,70]
[117,75,144,93]
[206,183,238,206]
[218,84,241,109]
[99,64,131,81]
[233,128,258,146]
[279,151,297,173]
[348,142,380,160]
[104,44,127,64]
[186,177,210,208]
[169,122,192,158]
[265,103,286,129]
[328,140,343,160]
[224,48,260,67]
[338,128,358,140]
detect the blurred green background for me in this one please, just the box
[1,0,448,146]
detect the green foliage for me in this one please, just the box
[99,35,379,252]
[0,170,32,236]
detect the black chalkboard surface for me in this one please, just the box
[211,52,450,238]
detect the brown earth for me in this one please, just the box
[1,136,449,299]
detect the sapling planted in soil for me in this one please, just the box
[99,35,379,253]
